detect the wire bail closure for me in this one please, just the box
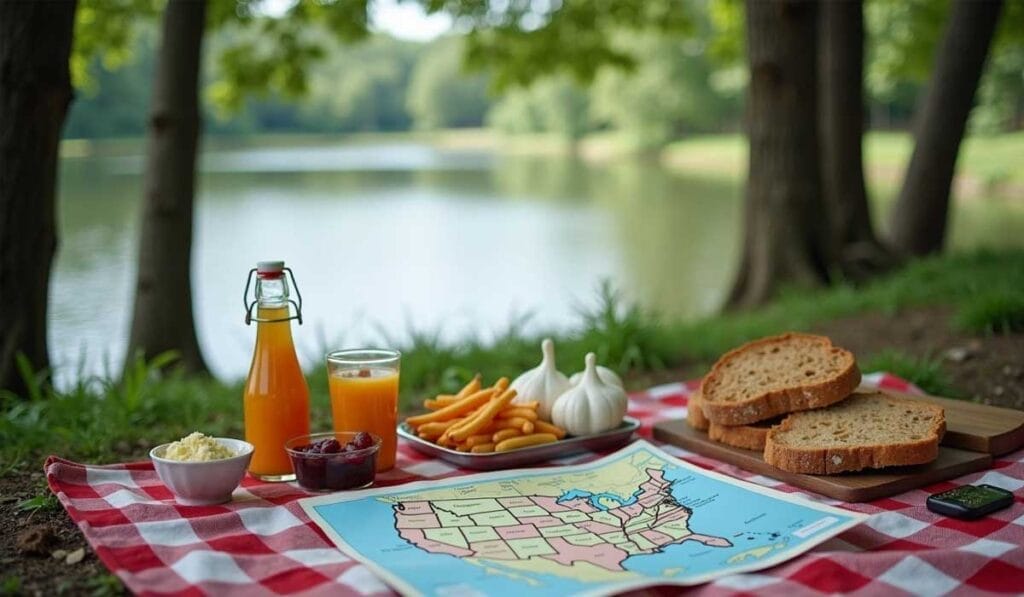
[243,267,304,325]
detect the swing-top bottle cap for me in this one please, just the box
[256,261,285,276]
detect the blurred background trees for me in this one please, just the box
[1,0,1021,393]
[59,0,1024,142]
[0,0,77,398]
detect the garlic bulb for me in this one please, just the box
[552,353,629,436]
[510,338,571,421]
[568,364,623,390]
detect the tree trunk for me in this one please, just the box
[0,0,77,396]
[125,0,210,375]
[888,0,1003,256]
[728,0,829,309]
[818,0,896,281]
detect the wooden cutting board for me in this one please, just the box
[653,392,1024,503]
[888,391,1024,456]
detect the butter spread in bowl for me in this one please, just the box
[162,431,237,462]
[150,434,253,505]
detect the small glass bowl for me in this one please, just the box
[285,431,380,492]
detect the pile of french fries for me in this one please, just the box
[405,374,567,454]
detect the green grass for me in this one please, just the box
[859,350,960,399]
[18,493,60,515]
[672,250,1024,361]
[661,131,1024,192]
[2,250,1022,474]
[1,577,22,596]
[955,291,1024,335]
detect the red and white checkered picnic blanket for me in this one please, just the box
[47,372,1024,596]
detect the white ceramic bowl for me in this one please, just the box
[150,438,254,505]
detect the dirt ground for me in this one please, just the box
[3,306,1022,595]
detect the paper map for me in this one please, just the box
[301,440,867,596]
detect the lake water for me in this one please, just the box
[52,137,1024,382]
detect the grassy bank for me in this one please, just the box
[3,250,1023,474]
[61,128,1024,200]
[661,131,1024,197]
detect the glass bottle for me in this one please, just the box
[242,261,310,481]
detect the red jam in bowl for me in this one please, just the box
[285,432,379,491]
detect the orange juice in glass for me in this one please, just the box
[326,349,400,472]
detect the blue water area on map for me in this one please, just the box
[557,488,638,510]
[308,445,862,596]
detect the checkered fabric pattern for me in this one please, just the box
[47,372,1024,596]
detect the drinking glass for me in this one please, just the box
[326,349,400,471]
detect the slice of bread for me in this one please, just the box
[708,417,783,451]
[686,391,710,431]
[763,392,945,474]
[699,333,861,426]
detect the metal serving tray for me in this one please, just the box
[397,417,640,470]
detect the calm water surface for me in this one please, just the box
[52,138,1024,382]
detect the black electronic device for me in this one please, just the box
[926,484,1014,520]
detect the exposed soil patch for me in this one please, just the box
[2,306,1021,594]
[631,306,1024,411]
[814,306,1024,410]
[0,471,126,595]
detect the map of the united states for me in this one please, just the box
[392,468,732,572]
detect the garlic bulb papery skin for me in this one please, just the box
[551,353,629,436]
[510,338,571,421]
[568,365,623,390]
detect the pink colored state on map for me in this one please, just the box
[398,529,473,557]
[392,468,732,571]
[688,534,733,547]
[544,538,631,572]
[395,513,439,529]
[529,496,569,512]
[558,497,598,513]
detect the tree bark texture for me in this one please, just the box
[728,0,829,309]
[0,0,77,396]
[818,0,895,281]
[126,0,210,375]
[888,0,1003,256]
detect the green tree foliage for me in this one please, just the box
[973,1,1024,131]
[70,0,161,92]
[62,0,1023,141]
[206,0,371,112]
[422,0,694,88]
[487,76,590,139]
[866,0,1024,133]
[300,35,421,132]
[406,37,490,129]
[590,33,740,147]
[66,33,455,137]
[65,27,157,138]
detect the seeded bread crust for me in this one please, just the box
[763,392,945,475]
[699,333,861,426]
[686,391,710,431]
[707,417,782,451]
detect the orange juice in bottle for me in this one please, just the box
[326,350,400,472]
[243,261,309,481]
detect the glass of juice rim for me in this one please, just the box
[325,348,402,366]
